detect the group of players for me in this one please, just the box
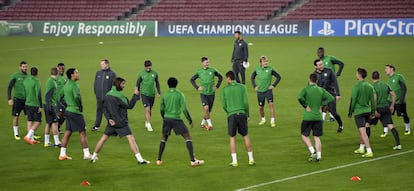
[7,31,411,166]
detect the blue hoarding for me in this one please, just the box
[311,18,414,37]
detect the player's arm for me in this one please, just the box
[44,87,54,112]
[322,89,335,107]
[243,85,249,117]
[243,41,249,62]
[103,96,113,121]
[181,96,192,124]
[389,88,396,113]
[93,71,99,96]
[215,71,223,89]
[348,87,357,118]
[250,71,257,89]
[370,88,376,116]
[7,78,16,100]
[331,58,344,76]
[297,88,307,108]
[190,74,200,90]
[160,97,165,118]
[154,75,161,95]
[38,87,42,109]
[399,79,407,104]
[135,76,142,94]
[271,70,282,87]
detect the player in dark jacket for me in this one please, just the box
[90,77,149,164]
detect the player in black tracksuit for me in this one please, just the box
[231,31,249,84]
[90,77,150,164]
[313,59,344,133]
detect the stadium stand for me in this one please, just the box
[282,0,414,20]
[0,0,146,21]
[132,0,293,21]
[1,0,413,21]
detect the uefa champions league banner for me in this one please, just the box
[157,21,309,36]
[0,21,156,36]
[311,18,414,37]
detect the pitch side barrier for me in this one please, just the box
[1,19,413,37]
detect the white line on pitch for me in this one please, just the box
[235,149,414,191]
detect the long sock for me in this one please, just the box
[206,119,212,127]
[391,128,400,145]
[316,152,321,159]
[383,127,389,134]
[92,152,98,159]
[44,134,50,144]
[53,135,61,145]
[270,118,275,123]
[158,141,166,160]
[135,153,144,162]
[366,127,371,138]
[366,148,373,153]
[13,126,19,135]
[201,119,206,126]
[83,148,90,157]
[322,112,326,120]
[231,153,237,163]
[359,144,365,150]
[186,140,195,161]
[404,123,411,132]
[308,146,315,154]
[247,151,254,161]
[261,117,266,121]
[60,147,66,156]
[26,129,34,140]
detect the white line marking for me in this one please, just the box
[235,149,414,191]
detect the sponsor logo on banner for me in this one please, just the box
[158,21,309,36]
[312,18,414,36]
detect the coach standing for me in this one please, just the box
[231,31,249,84]
[91,59,116,131]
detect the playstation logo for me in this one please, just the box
[318,21,335,36]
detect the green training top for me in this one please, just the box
[387,73,407,104]
[320,55,344,76]
[44,76,58,109]
[251,65,281,92]
[136,69,160,97]
[348,80,375,117]
[56,74,67,100]
[63,79,82,114]
[190,67,223,95]
[160,88,192,123]
[8,71,27,99]
[373,81,392,108]
[297,83,334,121]
[24,76,42,107]
[221,81,249,117]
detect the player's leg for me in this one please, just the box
[126,134,149,164]
[328,100,343,133]
[301,121,315,160]
[92,99,104,131]
[228,115,238,166]
[267,91,275,127]
[232,62,240,83]
[257,92,266,125]
[51,122,61,146]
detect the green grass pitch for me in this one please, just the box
[0,36,413,191]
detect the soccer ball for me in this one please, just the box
[242,61,250,68]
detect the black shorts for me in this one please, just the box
[369,107,393,127]
[12,98,26,116]
[25,106,42,122]
[65,111,86,132]
[301,120,323,137]
[200,94,215,112]
[44,105,58,124]
[162,118,188,136]
[257,90,273,107]
[104,124,132,137]
[141,94,155,108]
[354,113,371,128]
[227,113,248,137]
[394,103,408,117]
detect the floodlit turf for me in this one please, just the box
[0,36,413,191]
